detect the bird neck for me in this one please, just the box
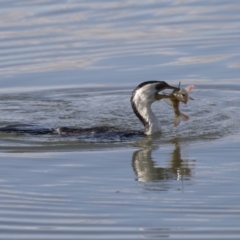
[131,96,161,135]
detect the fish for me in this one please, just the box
[172,85,194,104]
[163,85,194,126]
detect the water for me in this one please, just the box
[0,0,240,239]
[1,0,240,89]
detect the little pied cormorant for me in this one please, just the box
[0,81,178,136]
[131,81,178,135]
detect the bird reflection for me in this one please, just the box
[132,137,192,183]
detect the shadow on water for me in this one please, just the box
[132,136,193,189]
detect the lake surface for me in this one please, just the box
[0,0,240,239]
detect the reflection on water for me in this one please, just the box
[0,1,240,239]
[0,139,240,239]
[132,137,192,184]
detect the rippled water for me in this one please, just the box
[0,83,240,150]
[1,0,240,89]
[1,0,240,239]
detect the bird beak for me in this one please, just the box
[155,93,163,100]
[155,84,179,100]
[167,85,179,90]
[155,93,171,101]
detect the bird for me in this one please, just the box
[0,81,178,137]
[131,81,178,135]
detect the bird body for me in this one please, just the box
[131,81,178,135]
[0,81,179,137]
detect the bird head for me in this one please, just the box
[132,81,179,105]
[131,81,179,134]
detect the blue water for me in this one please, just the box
[0,0,240,239]
[1,140,240,239]
[0,0,240,89]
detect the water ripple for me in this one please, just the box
[0,0,239,86]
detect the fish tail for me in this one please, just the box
[174,113,189,127]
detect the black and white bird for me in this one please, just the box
[131,81,178,135]
[0,81,178,137]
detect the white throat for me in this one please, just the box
[131,86,161,135]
